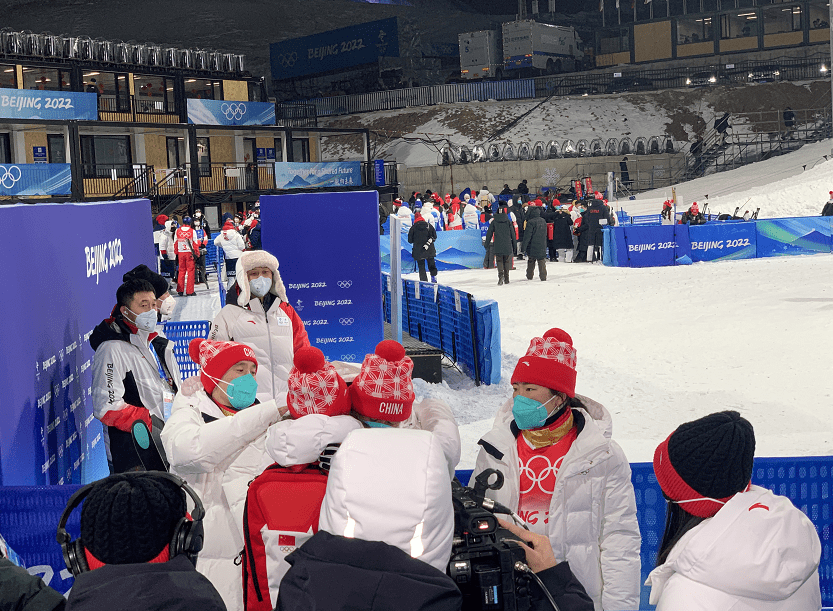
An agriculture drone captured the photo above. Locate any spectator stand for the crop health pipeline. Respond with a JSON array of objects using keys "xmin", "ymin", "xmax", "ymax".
[
  {"xmin": 382, "ymin": 272, "xmax": 501, "ymax": 386},
  {"xmin": 457, "ymin": 454, "xmax": 833, "ymax": 609}
]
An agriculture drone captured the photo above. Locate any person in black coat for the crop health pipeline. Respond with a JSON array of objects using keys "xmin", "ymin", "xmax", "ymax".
[
  {"xmin": 551, "ymin": 208, "xmax": 574, "ymax": 262},
  {"xmin": 576, "ymin": 199, "xmax": 610, "ymax": 263},
  {"xmin": 517, "ymin": 179, "xmax": 530, "ymax": 200},
  {"xmin": 408, "ymin": 216, "xmax": 438, "ymax": 282},
  {"xmin": 0, "ymin": 557, "xmax": 66, "ymax": 611},
  {"xmin": 500, "ymin": 183, "xmax": 513, "ymax": 196},
  {"xmin": 485, "ymin": 204, "xmax": 517, "ymax": 285},
  {"xmin": 822, "ymin": 192, "xmax": 833, "ymax": 216},
  {"xmin": 521, "ymin": 205, "xmax": 548, "ymax": 280}
]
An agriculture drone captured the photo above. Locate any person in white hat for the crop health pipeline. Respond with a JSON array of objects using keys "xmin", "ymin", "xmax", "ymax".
[{"xmin": 209, "ymin": 250, "xmax": 309, "ymax": 404}]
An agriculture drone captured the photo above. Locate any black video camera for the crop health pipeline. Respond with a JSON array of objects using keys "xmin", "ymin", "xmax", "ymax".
[{"xmin": 448, "ymin": 469, "xmax": 532, "ymax": 611}]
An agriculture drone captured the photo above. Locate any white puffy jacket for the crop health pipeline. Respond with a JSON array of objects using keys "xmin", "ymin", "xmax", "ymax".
[
  {"xmin": 265, "ymin": 414, "xmax": 363, "ymax": 467},
  {"xmin": 471, "ymin": 395, "xmax": 641, "ymax": 611},
  {"xmin": 319, "ymin": 428, "xmax": 453, "ymax": 573},
  {"xmin": 463, "ymin": 203, "xmax": 480, "ymax": 229},
  {"xmin": 160, "ymin": 381, "xmax": 281, "ymax": 611},
  {"xmin": 209, "ymin": 269, "xmax": 308, "ymax": 404},
  {"xmin": 214, "ymin": 229, "xmax": 246, "ymax": 260},
  {"xmin": 159, "ymin": 223, "xmax": 177, "ymax": 260},
  {"xmin": 647, "ymin": 485, "xmax": 822, "ymax": 611},
  {"xmin": 396, "ymin": 205, "xmax": 414, "ymax": 229},
  {"xmin": 400, "ymin": 398, "xmax": 461, "ymax": 478}
]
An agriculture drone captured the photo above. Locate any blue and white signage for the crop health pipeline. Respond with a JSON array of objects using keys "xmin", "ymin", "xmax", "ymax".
[
  {"xmin": 270, "ymin": 17, "xmax": 399, "ymax": 80},
  {"xmin": 32, "ymin": 146, "xmax": 47, "ymax": 163},
  {"xmin": 260, "ymin": 192, "xmax": 384, "ymax": 363},
  {"xmin": 374, "ymin": 159, "xmax": 386, "ymax": 187},
  {"xmin": 688, "ymin": 222, "xmax": 756, "ymax": 262},
  {"xmin": 0, "ymin": 88, "xmax": 97, "ymax": 121},
  {"xmin": 274, "ymin": 161, "xmax": 361, "ymax": 189},
  {"xmin": 0, "ymin": 163, "xmax": 71, "ymax": 196},
  {"xmin": 187, "ymin": 98, "xmax": 276, "ymax": 126},
  {"xmin": 0, "ymin": 198, "xmax": 156, "ymax": 486}
]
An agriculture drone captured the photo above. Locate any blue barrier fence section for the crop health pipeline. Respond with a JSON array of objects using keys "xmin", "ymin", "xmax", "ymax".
[
  {"xmin": 382, "ymin": 273, "xmax": 501, "ymax": 385},
  {"xmin": 162, "ymin": 321, "xmax": 211, "ymax": 379},
  {"xmin": 457, "ymin": 455, "xmax": 833, "ymax": 609},
  {"xmin": 380, "ymin": 227, "xmax": 485, "ymax": 272},
  {"xmin": 604, "ymin": 216, "xmax": 833, "ymax": 267}
]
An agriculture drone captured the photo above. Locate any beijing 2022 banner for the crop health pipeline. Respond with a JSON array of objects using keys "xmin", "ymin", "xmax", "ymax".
[
  {"xmin": 260, "ymin": 191, "xmax": 383, "ymax": 363},
  {"xmin": 187, "ymin": 98, "xmax": 276, "ymax": 126},
  {"xmin": 0, "ymin": 163, "xmax": 71, "ymax": 196},
  {"xmin": 0, "ymin": 199, "xmax": 157, "ymax": 486},
  {"xmin": 0, "ymin": 88, "xmax": 97, "ymax": 121},
  {"xmin": 274, "ymin": 161, "xmax": 361, "ymax": 189}
]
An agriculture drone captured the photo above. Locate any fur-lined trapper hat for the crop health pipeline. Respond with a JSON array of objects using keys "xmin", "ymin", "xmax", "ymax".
[{"xmin": 235, "ymin": 250, "xmax": 288, "ymax": 305}]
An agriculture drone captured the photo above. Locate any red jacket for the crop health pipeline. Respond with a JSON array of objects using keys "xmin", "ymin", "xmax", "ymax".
[{"xmin": 174, "ymin": 226, "xmax": 195, "ymax": 256}]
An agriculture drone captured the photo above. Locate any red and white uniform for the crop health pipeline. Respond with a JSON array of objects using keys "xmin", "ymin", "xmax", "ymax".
[
  {"xmin": 516, "ymin": 410, "xmax": 578, "ymax": 531},
  {"xmin": 174, "ymin": 225, "xmax": 196, "ymax": 295}
]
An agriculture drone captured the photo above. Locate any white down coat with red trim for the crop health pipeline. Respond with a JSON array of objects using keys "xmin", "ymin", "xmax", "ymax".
[
  {"xmin": 160, "ymin": 383, "xmax": 282, "ymax": 611},
  {"xmin": 209, "ymin": 270, "xmax": 309, "ymax": 405},
  {"xmin": 470, "ymin": 395, "xmax": 641, "ymax": 611},
  {"xmin": 646, "ymin": 485, "xmax": 821, "ymax": 611}
]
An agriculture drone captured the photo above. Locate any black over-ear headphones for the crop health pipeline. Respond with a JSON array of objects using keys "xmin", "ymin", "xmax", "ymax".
[{"xmin": 56, "ymin": 472, "xmax": 205, "ymax": 576}]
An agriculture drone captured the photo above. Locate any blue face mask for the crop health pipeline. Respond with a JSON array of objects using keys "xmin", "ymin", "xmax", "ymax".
[
  {"xmin": 364, "ymin": 420, "xmax": 391, "ymax": 428},
  {"xmin": 512, "ymin": 393, "xmax": 559, "ymax": 430},
  {"xmin": 204, "ymin": 370, "xmax": 258, "ymax": 410}
]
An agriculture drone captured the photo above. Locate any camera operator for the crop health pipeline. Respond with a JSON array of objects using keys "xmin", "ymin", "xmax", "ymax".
[
  {"xmin": 471, "ymin": 328, "xmax": 640, "ymax": 611},
  {"xmin": 498, "ymin": 519, "xmax": 594, "ymax": 611}
]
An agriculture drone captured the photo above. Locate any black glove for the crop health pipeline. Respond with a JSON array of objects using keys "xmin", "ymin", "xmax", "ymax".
[{"xmin": 318, "ymin": 443, "xmax": 341, "ymax": 473}]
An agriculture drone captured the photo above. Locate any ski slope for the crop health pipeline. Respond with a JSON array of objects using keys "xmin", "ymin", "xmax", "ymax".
[{"xmin": 173, "ymin": 140, "xmax": 833, "ymax": 470}]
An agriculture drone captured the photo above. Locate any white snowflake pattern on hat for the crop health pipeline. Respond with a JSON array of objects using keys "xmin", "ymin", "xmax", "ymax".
[
  {"xmin": 356, "ymin": 354, "xmax": 412, "ymax": 399},
  {"xmin": 526, "ymin": 338, "xmax": 577, "ymax": 370},
  {"xmin": 288, "ymin": 365, "xmax": 340, "ymax": 414}
]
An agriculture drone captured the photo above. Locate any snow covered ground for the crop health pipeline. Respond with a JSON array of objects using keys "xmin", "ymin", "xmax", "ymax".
[{"xmin": 172, "ymin": 140, "xmax": 833, "ymax": 471}]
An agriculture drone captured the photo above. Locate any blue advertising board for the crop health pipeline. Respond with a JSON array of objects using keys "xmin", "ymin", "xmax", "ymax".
[
  {"xmin": 620, "ymin": 225, "xmax": 680, "ymax": 267},
  {"xmin": 755, "ymin": 217, "xmax": 833, "ymax": 257},
  {"xmin": 380, "ymin": 225, "xmax": 485, "ymax": 272},
  {"xmin": 270, "ymin": 17, "xmax": 399, "ymax": 80},
  {"xmin": 187, "ymin": 99, "xmax": 276, "ymax": 126},
  {"xmin": 0, "ymin": 88, "xmax": 97, "ymax": 121},
  {"xmin": 0, "ymin": 199, "xmax": 157, "ymax": 487},
  {"xmin": 688, "ymin": 221, "xmax": 757, "ymax": 262},
  {"xmin": 274, "ymin": 161, "xmax": 361, "ymax": 189},
  {"xmin": 0, "ymin": 163, "xmax": 71, "ymax": 196},
  {"xmin": 260, "ymin": 192, "xmax": 384, "ymax": 362}
]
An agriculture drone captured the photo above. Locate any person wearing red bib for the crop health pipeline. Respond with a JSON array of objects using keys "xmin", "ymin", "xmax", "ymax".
[{"xmin": 471, "ymin": 328, "xmax": 641, "ymax": 611}]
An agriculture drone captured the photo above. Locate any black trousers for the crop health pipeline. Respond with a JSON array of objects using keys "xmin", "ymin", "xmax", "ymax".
[
  {"xmin": 495, "ymin": 255, "xmax": 512, "ymax": 281},
  {"xmin": 526, "ymin": 258, "xmax": 547, "ymax": 280},
  {"xmin": 225, "ymin": 257, "xmax": 238, "ymax": 282},
  {"xmin": 196, "ymin": 253, "xmax": 207, "ymax": 284},
  {"xmin": 416, "ymin": 258, "xmax": 437, "ymax": 281}
]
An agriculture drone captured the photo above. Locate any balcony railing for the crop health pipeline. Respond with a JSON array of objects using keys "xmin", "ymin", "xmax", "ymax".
[
  {"xmin": 97, "ymin": 94, "xmax": 179, "ymax": 123},
  {"xmin": 83, "ymin": 163, "xmax": 152, "ymax": 196}
]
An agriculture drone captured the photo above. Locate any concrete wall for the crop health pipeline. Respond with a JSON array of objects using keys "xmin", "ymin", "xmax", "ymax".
[
  {"xmin": 401, "ymin": 153, "xmax": 685, "ymax": 199},
  {"xmin": 222, "ymin": 80, "xmax": 248, "ymax": 102}
]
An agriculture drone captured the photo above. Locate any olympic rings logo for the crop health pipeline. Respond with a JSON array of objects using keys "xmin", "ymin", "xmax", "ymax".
[
  {"xmin": 278, "ymin": 52, "xmax": 297, "ymax": 68},
  {"xmin": 337, "ymin": 280, "xmax": 352, "ymax": 289},
  {"xmin": 0, "ymin": 166, "xmax": 22, "ymax": 189},
  {"xmin": 518, "ymin": 455, "xmax": 565, "ymax": 495},
  {"xmin": 279, "ymin": 546, "xmax": 296, "ymax": 554},
  {"xmin": 339, "ymin": 318, "xmax": 354, "ymax": 326},
  {"xmin": 221, "ymin": 103, "xmax": 247, "ymax": 120},
  {"xmin": 341, "ymin": 354, "xmax": 356, "ymax": 361}
]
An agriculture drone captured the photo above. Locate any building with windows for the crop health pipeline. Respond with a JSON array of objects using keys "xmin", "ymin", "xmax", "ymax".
[
  {"xmin": 0, "ymin": 33, "xmax": 385, "ymax": 222},
  {"xmin": 595, "ymin": 0, "xmax": 829, "ymax": 66}
]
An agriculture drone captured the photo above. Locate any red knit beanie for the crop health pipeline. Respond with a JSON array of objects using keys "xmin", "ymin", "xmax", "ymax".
[
  {"xmin": 511, "ymin": 328, "xmax": 577, "ymax": 397},
  {"xmin": 155, "ymin": 214, "xmax": 168, "ymax": 225},
  {"xmin": 286, "ymin": 347, "xmax": 351, "ymax": 419},
  {"xmin": 349, "ymin": 340, "xmax": 414, "ymax": 422},
  {"xmin": 189, "ymin": 338, "xmax": 257, "ymax": 395}
]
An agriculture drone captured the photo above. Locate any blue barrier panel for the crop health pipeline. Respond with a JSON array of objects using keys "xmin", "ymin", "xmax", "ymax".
[
  {"xmin": 437, "ymin": 286, "xmax": 479, "ymax": 382},
  {"xmin": 474, "ymin": 299, "xmax": 501, "ymax": 385},
  {"xmin": 0, "ymin": 88, "xmax": 97, "ymax": 121},
  {"xmin": 460, "ymin": 455, "xmax": 833, "ymax": 608},
  {"xmin": 756, "ymin": 217, "xmax": 833, "ymax": 257},
  {"xmin": 0, "ymin": 485, "xmax": 81, "ymax": 595},
  {"xmin": 162, "ymin": 321, "xmax": 211, "ymax": 379},
  {"xmin": 0, "ymin": 199, "xmax": 155, "ymax": 485},
  {"xmin": 262, "ymin": 191, "xmax": 383, "ymax": 363},
  {"xmin": 689, "ymin": 221, "xmax": 757, "ymax": 262},
  {"xmin": 622, "ymin": 225, "xmax": 679, "ymax": 267},
  {"xmin": 380, "ymin": 228, "xmax": 485, "ymax": 272}
]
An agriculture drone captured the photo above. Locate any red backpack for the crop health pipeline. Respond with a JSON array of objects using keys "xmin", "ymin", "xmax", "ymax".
[{"xmin": 242, "ymin": 463, "xmax": 329, "ymax": 611}]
